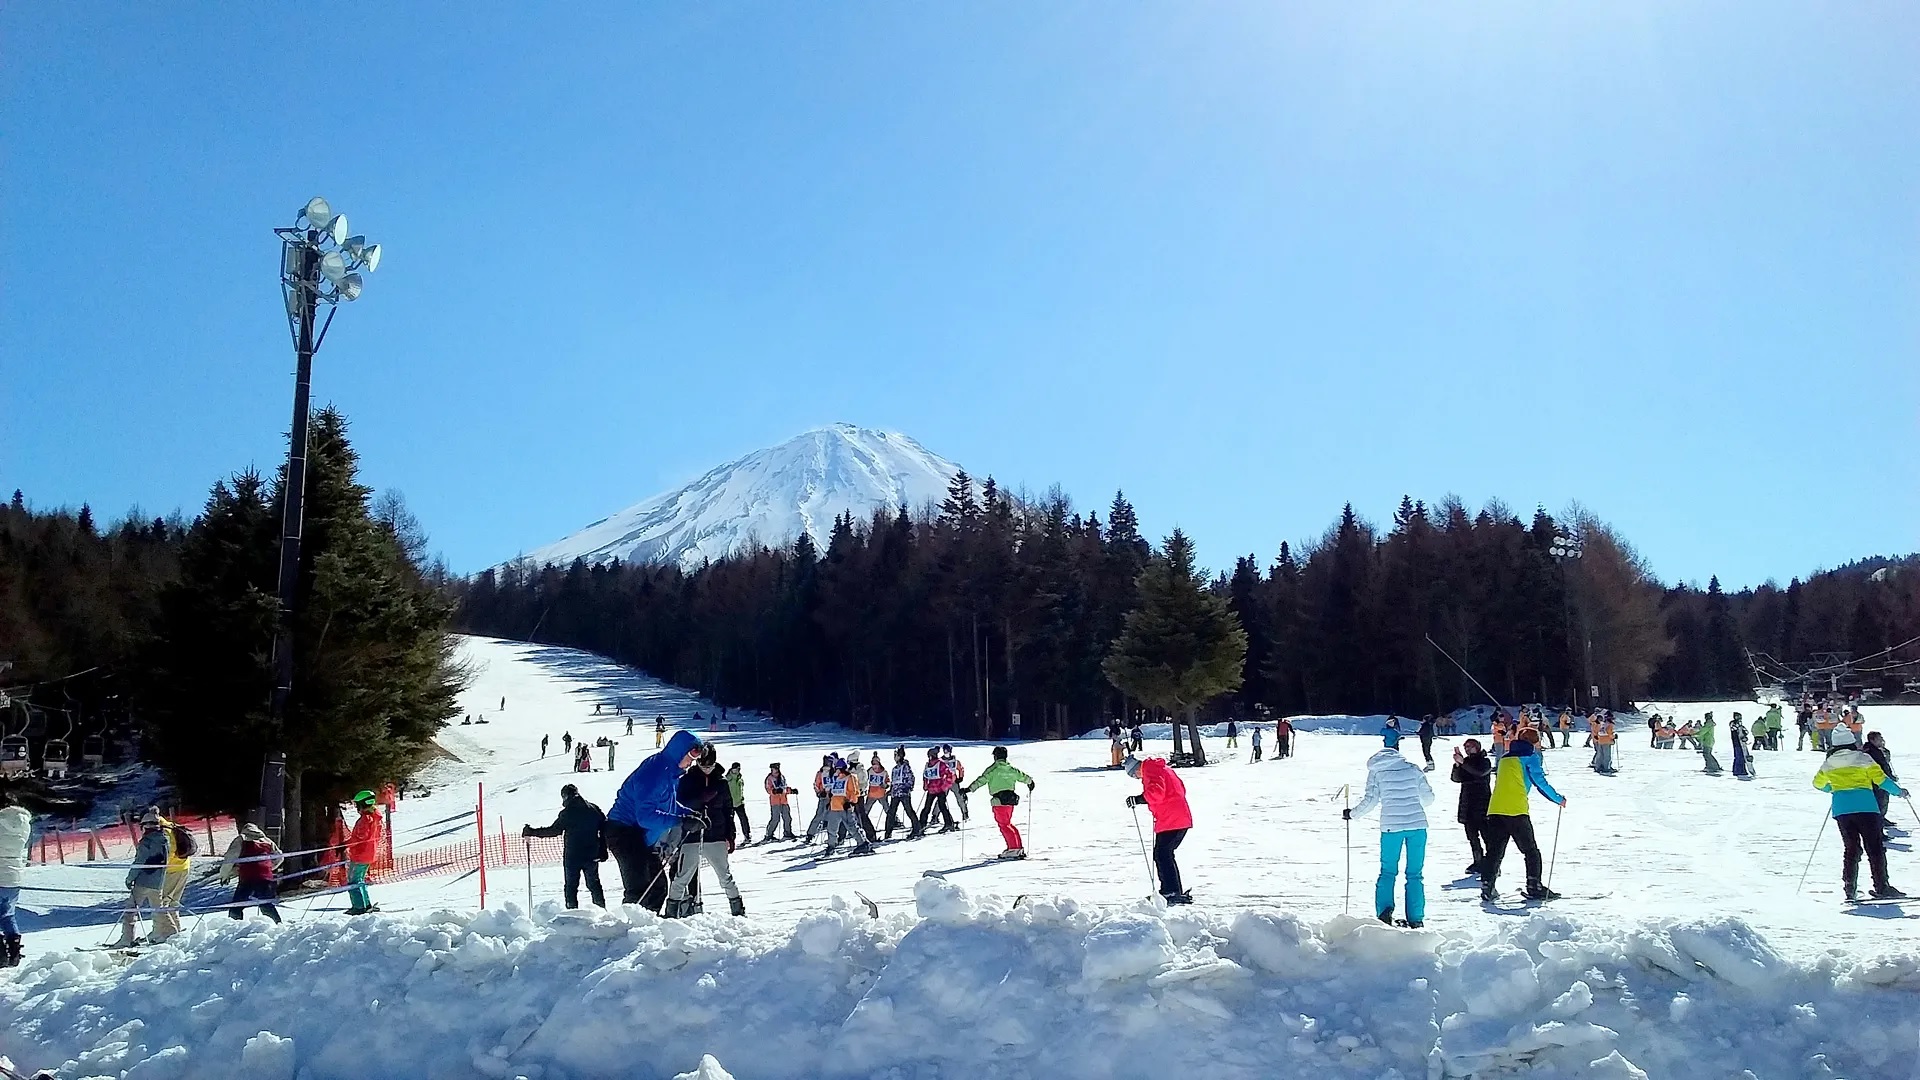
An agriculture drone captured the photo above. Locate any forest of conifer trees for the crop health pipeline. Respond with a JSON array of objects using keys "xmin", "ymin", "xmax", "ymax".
[{"xmin": 452, "ymin": 472, "xmax": 1920, "ymax": 738}]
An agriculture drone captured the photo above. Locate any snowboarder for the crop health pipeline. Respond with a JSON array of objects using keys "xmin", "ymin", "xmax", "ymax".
[
  {"xmin": 1479, "ymin": 736, "xmax": 1567, "ymax": 903},
  {"xmin": 113, "ymin": 809, "xmax": 174, "ymax": 947},
  {"xmin": 1451, "ymin": 738, "xmax": 1494, "ymax": 877},
  {"xmin": 1730, "ymin": 714, "xmax": 1753, "ymax": 779},
  {"xmin": 1698, "ymin": 714, "xmax": 1723, "ymax": 774},
  {"xmin": 655, "ymin": 717, "xmax": 667, "ymax": 748},
  {"xmin": 0, "ymin": 789, "xmax": 29, "ymax": 966},
  {"xmin": 821, "ymin": 761, "xmax": 871, "ymax": 856},
  {"xmin": 1251, "ymin": 725, "xmax": 1264, "ymax": 763},
  {"xmin": 762, "ymin": 763, "xmax": 798, "ymax": 842},
  {"xmin": 802, "ymin": 755, "xmax": 834, "ymax": 843},
  {"xmin": 606, "ymin": 730, "xmax": 702, "ymax": 911},
  {"xmin": 1344, "ymin": 726, "xmax": 1436, "ymax": 927},
  {"xmin": 217, "ymin": 822, "xmax": 283, "ymax": 923},
  {"xmin": 562, "ymin": 732, "xmax": 573, "ymax": 755},
  {"xmin": 522, "ymin": 783, "xmax": 608, "ymax": 909},
  {"xmin": 1225, "ymin": 720, "xmax": 1239, "ymax": 748},
  {"xmin": 666, "ymin": 746, "xmax": 746, "ymax": 917},
  {"xmin": 943, "ymin": 746, "xmax": 970, "ymax": 821},
  {"xmin": 912, "ymin": 748, "xmax": 959, "ymax": 837},
  {"xmin": 965, "ymin": 746, "xmax": 1036, "ymax": 859},
  {"xmin": 540, "ymin": 735, "xmax": 549, "ymax": 758},
  {"xmin": 726, "ymin": 763, "xmax": 751, "ymax": 843},
  {"xmin": 1125, "ymin": 754, "xmax": 1193, "ymax": 905},
  {"xmin": 885, "ymin": 747, "xmax": 921, "ymax": 839},
  {"xmin": 1417, "ymin": 714, "xmax": 1437, "ymax": 771},
  {"xmin": 1815, "ymin": 728, "xmax": 1907, "ymax": 902},
  {"xmin": 344, "ymin": 790, "xmax": 385, "ymax": 915}
]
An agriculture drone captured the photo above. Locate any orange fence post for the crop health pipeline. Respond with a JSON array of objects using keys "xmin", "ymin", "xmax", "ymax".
[{"xmin": 476, "ymin": 783, "xmax": 487, "ymax": 909}]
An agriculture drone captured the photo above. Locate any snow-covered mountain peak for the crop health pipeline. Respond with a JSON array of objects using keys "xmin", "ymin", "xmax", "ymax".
[{"xmin": 516, "ymin": 424, "xmax": 959, "ymax": 570}]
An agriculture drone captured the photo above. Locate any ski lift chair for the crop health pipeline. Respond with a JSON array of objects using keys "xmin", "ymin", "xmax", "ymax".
[
  {"xmin": 0, "ymin": 735, "xmax": 29, "ymax": 779},
  {"xmin": 42, "ymin": 737, "xmax": 71, "ymax": 779},
  {"xmin": 82, "ymin": 733, "xmax": 106, "ymax": 770}
]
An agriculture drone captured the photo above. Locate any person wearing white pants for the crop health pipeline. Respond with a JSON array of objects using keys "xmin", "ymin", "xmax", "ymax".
[{"xmin": 666, "ymin": 745, "xmax": 746, "ymax": 917}]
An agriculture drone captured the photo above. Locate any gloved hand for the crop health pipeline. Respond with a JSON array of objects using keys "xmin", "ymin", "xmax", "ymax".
[
  {"xmin": 1342, "ymin": 808, "xmax": 1352, "ymax": 821},
  {"xmin": 727, "ymin": 838, "xmax": 735, "ymax": 854},
  {"xmin": 1027, "ymin": 782, "xmax": 1036, "ymax": 792},
  {"xmin": 520, "ymin": 825, "xmax": 533, "ymax": 837},
  {"xmin": 1125, "ymin": 795, "xmax": 1143, "ymax": 809}
]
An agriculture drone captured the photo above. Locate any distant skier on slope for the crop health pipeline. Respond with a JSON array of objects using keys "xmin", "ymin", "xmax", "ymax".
[
  {"xmin": 1344, "ymin": 726, "xmax": 1436, "ymax": 927},
  {"xmin": 344, "ymin": 790, "xmax": 386, "ymax": 916},
  {"xmin": 966, "ymin": 746, "xmax": 1036, "ymax": 860},
  {"xmin": 1225, "ymin": 720, "xmax": 1239, "ymax": 748},
  {"xmin": 1417, "ymin": 714, "xmax": 1437, "ymax": 771},
  {"xmin": 540, "ymin": 734, "xmax": 549, "ymax": 759},
  {"xmin": 820, "ymin": 760, "xmax": 872, "ymax": 857},
  {"xmin": 562, "ymin": 732, "xmax": 572, "ymax": 755},
  {"xmin": 885, "ymin": 747, "xmax": 921, "ymax": 839},
  {"xmin": 606, "ymin": 730, "xmax": 702, "ymax": 910},
  {"xmin": 1698, "ymin": 714, "xmax": 1723, "ymax": 775},
  {"xmin": 655, "ymin": 716, "xmax": 667, "ymax": 748},
  {"xmin": 1451, "ymin": 738, "xmax": 1493, "ymax": 878},
  {"xmin": 1124, "ymin": 754, "xmax": 1193, "ymax": 905},
  {"xmin": 1479, "ymin": 733, "xmax": 1566, "ymax": 904},
  {"xmin": 1251, "ymin": 724, "xmax": 1264, "ymax": 763},
  {"xmin": 942, "ymin": 746, "xmax": 970, "ymax": 822},
  {"xmin": 626, "ymin": 716, "xmax": 635, "ymax": 736},
  {"xmin": 1275, "ymin": 717, "xmax": 1292, "ymax": 760},
  {"xmin": 1814, "ymin": 728, "xmax": 1907, "ymax": 902},
  {"xmin": 912, "ymin": 748, "xmax": 959, "ymax": 837},
  {"xmin": 1591, "ymin": 714, "xmax": 1618, "ymax": 775},
  {"xmin": 1730, "ymin": 714, "xmax": 1753, "ymax": 779},
  {"xmin": 725, "ymin": 762, "xmax": 751, "ymax": 844},
  {"xmin": 802, "ymin": 755, "xmax": 834, "ymax": 843},
  {"xmin": 762, "ymin": 763, "xmax": 798, "ymax": 842}
]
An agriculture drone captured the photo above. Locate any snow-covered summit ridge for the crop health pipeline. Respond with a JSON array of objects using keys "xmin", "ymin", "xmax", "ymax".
[{"xmin": 517, "ymin": 423, "xmax": 960, "ymax": 570}]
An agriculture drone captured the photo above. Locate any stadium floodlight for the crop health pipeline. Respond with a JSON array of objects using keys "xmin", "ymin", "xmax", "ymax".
[{"xmin": 262, "ymin": 196, "xmax": 384, "ymax": 845}]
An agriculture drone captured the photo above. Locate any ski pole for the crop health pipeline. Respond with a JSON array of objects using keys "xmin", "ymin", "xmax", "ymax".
[
  {"xmin": 1795, "ymin": 810, "xmax": 1832, "ymax": 895},
  {"xmin": 1342, "ymin": 784, "xmax": 1352, "ymax": 915},
  {"xmin": 1130, "ymin": 805, "xmax": 1155, "ymax": 898},
  {"xmin": 1027, "ymin": 791, "xmax": 1034, "ymax": 852},
  {"xmin": 1546, "ymin": 802, "xmax": 1563, "ymax": 888},
  {"xmin": 524, "ymin": 838, "xmax": 533, "ymax": 912}
]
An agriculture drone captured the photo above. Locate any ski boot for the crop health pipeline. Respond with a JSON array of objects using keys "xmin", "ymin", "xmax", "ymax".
[
  {"xmin": 1377, "ymin": 908, "xmax": 1395, "ymax": 926},
  {"xmin": 728, "ymin": 896, "xmax": 747, "ymax": 917},
  {"xmin": 996, "ymin": 848, "xmax": 1028, "ymax": 860},
  {"xmin": 1523, "ymin": 884, "xmax": 1561, "ymax": 902},
  {"xmin": 1869, "ymin": 885, "xmax": 1908, "ymax": 900},
  {"xmin": 1161, "ymin": 891, "xmax": 1194, "ymax": 906},
  {"xmin": 1844, "ymin": 883, "xmax": 1860, "ymax": 903},
  {"xmin": 662, "ymin": 896, "xmax": 696, "ymax": 919},
  {"xmin": 1480, "ymin": 881, "xmax": 1498, "ymax": 903},
  {"xmin": 1398, "ymin": 920, "xmax": 1424, "ymax": 929},
  {"xmin": 2, "ymin": 933, "xmax": 20, "ymax": 967}
]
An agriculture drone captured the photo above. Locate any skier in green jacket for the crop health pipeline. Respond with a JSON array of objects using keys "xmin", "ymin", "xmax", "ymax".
[
  {"xmin": 725, "ymin": 763, "xmax": 750, "ymax": 845},
  {"xmin": 966, "ymin": 746, "xmax": 1036, "ymax": 860}
]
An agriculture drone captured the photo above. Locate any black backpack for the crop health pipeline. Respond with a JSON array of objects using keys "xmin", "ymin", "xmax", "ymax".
[{"xmin": 169, "ymin": 822, "xmax": 198, "ymax": 857}]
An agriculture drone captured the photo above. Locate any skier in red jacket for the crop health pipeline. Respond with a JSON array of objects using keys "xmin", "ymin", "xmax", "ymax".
[
  {"xmin": 344, "ymin": 791, "xmax": 385, "ymax": 915},
  {"xmin": 1124, "ymin": 755, "xmax": 1193, "ymax": 905}
]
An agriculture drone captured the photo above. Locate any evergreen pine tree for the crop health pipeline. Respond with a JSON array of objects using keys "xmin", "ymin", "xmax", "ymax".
[{"xmin": 1103, "ymin": 529, "xmax": 1247, "ymax": 766}]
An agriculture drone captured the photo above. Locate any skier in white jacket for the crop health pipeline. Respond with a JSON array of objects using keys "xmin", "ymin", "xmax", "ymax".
[
  {"xmin": 1344, "ymin": 725, "xmax": 1436, "ymax": 927},
  {"xmin": 0, "ymin": 788, "xmax": 30, "ymax": 966}
]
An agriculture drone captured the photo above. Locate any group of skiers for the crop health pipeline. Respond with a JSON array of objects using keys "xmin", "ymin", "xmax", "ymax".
[{"xmin": 1344, "ymin": 720, "xmax": 1573, "ymax": 927}]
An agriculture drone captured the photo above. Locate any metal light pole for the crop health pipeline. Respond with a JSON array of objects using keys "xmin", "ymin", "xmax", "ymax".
[
  {"xmin": 260, "ymin": 198, "xmax": 381, "ymax": 845},
  {"xmin": 1549, "ymin": 533, "xmax": 1593, "ymax": 710}
]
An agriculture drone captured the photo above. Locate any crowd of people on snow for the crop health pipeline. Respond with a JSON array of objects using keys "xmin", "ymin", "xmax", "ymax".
[{"xmin": 4, "ymin": 688, "xmax": 1915, "ymax": 971}]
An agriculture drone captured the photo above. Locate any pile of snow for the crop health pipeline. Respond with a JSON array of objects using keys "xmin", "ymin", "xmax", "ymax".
[
  {"xmin": 516, "ymin": 424, "xmax": 959, "ymax": 570},
  {"xmin": 5, "ymin": 880, "xmax": 1919, "ymax": 1080}
]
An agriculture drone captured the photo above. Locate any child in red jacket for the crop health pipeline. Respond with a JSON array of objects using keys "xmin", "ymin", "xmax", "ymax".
[
  {"xmin": 345, "ymin": 791, "xmax": 385, "ymax": 915},
  {"xmin": 1124, "ymin": 756, "xmax": 1193, "ymax": 905}
]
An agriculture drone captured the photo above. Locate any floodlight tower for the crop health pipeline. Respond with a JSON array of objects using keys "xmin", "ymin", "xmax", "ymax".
[
  {"xmin": 261, "ymin": 197, "xmax": 382, "ymax": 844},
  {"xmin": 1549, "ymin": 533, "xmax": 1595, "ymax": 710}
]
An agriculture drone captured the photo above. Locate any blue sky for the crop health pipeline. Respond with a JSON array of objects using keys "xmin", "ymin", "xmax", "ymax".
[{"xmin": 4, "ymin": 4, "xmax": 1915, "ymax": 587}]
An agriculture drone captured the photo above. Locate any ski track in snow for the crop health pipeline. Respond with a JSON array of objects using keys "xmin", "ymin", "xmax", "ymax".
[{"xmin": 5, "ymin": 634, "xmax": 1920, "ymax": 1079}]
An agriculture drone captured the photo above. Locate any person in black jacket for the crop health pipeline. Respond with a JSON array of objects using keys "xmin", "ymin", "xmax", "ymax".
[
  {"xmin": 1865, "ymin": 731, "xmax": 1899, "ymax": 836},
  {"xmin": 1451, "ymin": 739, "xmax": 1494, "ymax": 877},
  {"xmin": 523, "ymin": 784, "xmax": 608, "ymax": 909},
  {"xmin": 665, "ymin": 745, "xmax": 744, "ymax": 918}
]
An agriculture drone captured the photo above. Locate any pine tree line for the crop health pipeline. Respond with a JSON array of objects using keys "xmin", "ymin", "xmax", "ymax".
[{"xmin": 456, "ymin": 477, "xmax": 1918, "ymax": 737}]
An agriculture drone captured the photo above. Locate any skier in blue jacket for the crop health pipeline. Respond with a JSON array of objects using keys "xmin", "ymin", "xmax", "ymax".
[
  {"xmin": 606, "ymin": 729, "xmax": 702, "ymax": 911},
  {"xmin": 1345, "ymin": 726, "xmax": 1437, "ymax": 927}
]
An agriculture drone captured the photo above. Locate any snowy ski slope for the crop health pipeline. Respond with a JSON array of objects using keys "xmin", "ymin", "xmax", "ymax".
[{"xmin": 5, "ymin": 635, "xmax": 1920, "ymax": 1079}]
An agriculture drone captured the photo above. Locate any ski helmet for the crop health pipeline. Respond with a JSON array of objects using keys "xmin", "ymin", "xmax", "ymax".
[{"xmin": 353, "ymin": 789, "xmax": 377, "ymax": 806}]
